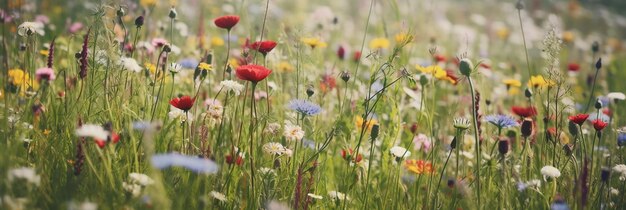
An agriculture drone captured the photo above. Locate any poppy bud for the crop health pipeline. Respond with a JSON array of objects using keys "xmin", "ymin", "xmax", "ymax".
[
  {"xmin": 450, "ymin": 136, "xmax": 457, "ymax": 149},
  {"xmin": 340, "ymin": 71, "xmax": 350, "ymax": 82},
  {"xmin": 410, "ymin": 123, "xmax": 418, "ymax": 134},
  {"xmin": 419, "ymin": 74, "xmax": 428, "ymax": 86},
  {"xmin": 601, "ymin": 167, "xmax": 610, "ymax": 182},
  {"xmin": 337, "ymin": 46, "xmax": 345, "ymax": 60},
  {"xmin": 163, "ymin": 44, "xmax": 171, "ymax": 53},
  {"xmin": 595, "ymin": 98, "xmax": 603, "ymax": 109},
  {"xmin": 525, "ymin": 88, "xmax": 533, "ymax": 98},
  {"xmin": 117, "ymin": 7, "xmax": 125, "ymax": 17},
  {"xmin": 498, "ymin": 139, "xmax": 509, "ymax": 156},
  {"xmin": 135, "ymin": 16, "xmax": 144, "ymax": 28},
  {"xmin": 371, "ymin": 124, "xmax": 380, "ymax": 139},
  {"xmin": 447, "ymin": 179, "xmax": 455, "ymax": 188},
  {"xmin": 459, "ymin": 59, "xmax": 472, "ymax": 77},
  {"xmin": 592, "ymin": 41, "xmax": 599, "ymax": 53},
  {"xmin": 306, "ymin": 85, "xmax": 315, "ymax": 97},
  {"xmin": 169, "ymin": 8, "xmax": 177, "ymax": 19},
  {"xmin": 521, "ymin": 118, "xmax": 533, "ymax": 138},
  {"xmin": 595, "ymin": 58, "xmax": 602, "ymax": 69}
]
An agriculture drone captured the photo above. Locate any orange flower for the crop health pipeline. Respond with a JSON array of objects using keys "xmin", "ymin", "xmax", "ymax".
[{"xmin": 404, "ymin": 159, "xmax": 434, "ymax": 175}]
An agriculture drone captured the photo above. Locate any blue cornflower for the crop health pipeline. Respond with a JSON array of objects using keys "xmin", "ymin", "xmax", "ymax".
[
  {"xmin": 151, "ymin": 153, "xmax": 219, "ymax": 174},
  {"xmin": 288, "ymin": 99, "xmax": 322, "ymax": 116},
  {"xmin": 178, "ymin": 58, "xmax": 199, "ymax": 69},
  {"xmin": 618, "ymin": 132, "xmax": 626, "ymax": 147},
  {"xmin": 485, "ymin": 114, "xmax": 519, "ymax": 129}
]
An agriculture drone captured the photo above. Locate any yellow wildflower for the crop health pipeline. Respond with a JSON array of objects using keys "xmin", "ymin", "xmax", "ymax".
[
  {"xmin": 369, "ymin": 38, "xmax": 390, "ymax": 49},
  {"xmin": 301, "ymin": 37, "xmax": 327, "ymax": 49},
  {"xmin": 496, "ymin": 27, "xmax": 509, "ymax": 40},
  {"xmin": 228, "ymin": 58, "xmax": 240, "ymax": 69},
  {"xmin": 415, "ymin": 64, "xmax": 457, "ymax": 84},
  {"xmin": 562, "ymin": 31, "xmax": 574, "ymax": 43},
  {"xmin": 39, "ymin": 50, "xmax": 49, "ymax": 57},
  {"xmin": 145, "ymin": 63, "xmax": 157, "ymax": 74},
  {"xmin": 503, "ymin": 79, "xmax": 522, "ymax": 88},
  {"xmin": 198, "ymin": 62, "xmax": 213, "ymax": 71},
  {"xmin": 140, "ymin": 0, "xmax": 157, "ymax": 7},
  {"xmin": 278, "ymin": 61, "xmax": 294, "ymax": 72},
  {"xmin": 211, "ymin": 36, "xmax": 224, "ymax": 47},
  {"xmin": 395, "ymin": 33, "xmax": 413, "ymax": 44},
  {"xmin": 528, "ymin": 75, "xmax": 555, "ymax": 88},
  {"xmin": 404, "ymin": 159, "xmax": 434, "ymax": 175},
  {"xmin": 355, "ymin": 116, "xmax": 378, "ymax": 131}
]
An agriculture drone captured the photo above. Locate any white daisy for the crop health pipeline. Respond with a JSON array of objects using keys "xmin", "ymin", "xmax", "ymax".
[
  {"xmin": 220, "ymin": 80, "xmax": 244, "ymax": 95},
  {"xmin": 540, "ymin": 165, "xmax": 561, "ymax": 180},
  {"xmin": 283, "ymin": 124, "xmax": 304, "ymax": 141},
  {"xmin": 389, "ymin": 146, "xmax": 411, "ymax": 159},
  {"xmin": 263, "ymin": 142, "xmax": 286, "ymax": 156},
  {"xmin": 75, "ymin": 124, "xmax": 109, "ymax": 140},
  {"xmin": 18, "ymin": 21, "xmax": 45, "ymax": 36}
]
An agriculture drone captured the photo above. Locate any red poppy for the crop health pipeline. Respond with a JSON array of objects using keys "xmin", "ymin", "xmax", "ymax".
[
  {"xmin": 169, "ymin": 95, "xmax": 195, "ymax": 112},
  {"xmin": 320, "ymin": 74, "xmax": 337, "ymax": 93},
  {"xmin": 511, "ymin": 106, "xmax": 537, "ymax": 118},
  {"xmin": 341, "ymin": 149, "xmax": 362, "ymax": 163},
  {"xmin": 353, "ymin": 51, "xmax": 361, "ymax": 62},
  {"xmin": 445, "ymin": 70, "xmax": 459, "ymax": 85},
  {"xmin": 337, "ymin": 46, "xmax": 345, "ymax": 60},
  {"xmin": 592, "ymin": 120, "xmax": 607, "ymax": 131},
  {"xmin": 602, "ymin": 108, "xmax": 612, "ymax": 117},
  {"xmin": 434, "ymin": 54, "xmax": 446, "ymax": 62},
  {"xmin": 568, "ymin": 113, "xmax": 589, "ymax": 125},
  {"xmin": 214, "ymin": 15, "xmax": 240, "ymax": 30},
  {"xmin": 226, "ymin": 154, "xmax": 244, "ymax": 166},
  {"xmin": 250, "ymin": 40, "xmax": 277, "ymax": 56},
  {"xmin": 235, "ymin": 64, "xmax": 272, "ymax": 83},
  {"xmin": 568, "ymin": 63, "xmax": 580, "ymax": 72}
]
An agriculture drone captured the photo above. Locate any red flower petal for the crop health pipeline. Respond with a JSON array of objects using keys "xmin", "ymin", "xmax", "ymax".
[
  {"xmin": 214, "ymin": 15, "xmax": 240, "ymax": 30},
  {"xmin": 235, "ymin": 64, "xmax": 272, "ymax": 83},
  {"xmin": 169, "ymin": 95, "xmax": 195, "ymax": 111}
]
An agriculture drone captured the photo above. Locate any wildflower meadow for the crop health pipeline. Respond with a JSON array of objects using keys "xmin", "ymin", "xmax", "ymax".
[{"xmin": 2, "ymin": 0, "xmax": 626, "ymax": 209}]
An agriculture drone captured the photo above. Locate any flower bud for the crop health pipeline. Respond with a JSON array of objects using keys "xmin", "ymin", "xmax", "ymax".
[
  {"xmin": 419, "ymin": 74, "xmax": 428, "ymax": 86},
  {"xmin": 169, "ymin": 8, "xmax": 177, "ymax": 19},
  {"xmin": 601, "ymin": 167, "xmax": 610, "ymax": 182},
  {"xmin": 592, "ymin": 41, "xmax": 599, "ymax": 53},
  {"xmin": 337, "ymin": 46, "xmax": 345, "ymax": 60},
  {"xmin": 163, "ymin": 44, "xmax": 171, "ymax": 53},
  {"xmin": 595, "ymin": 58, "xmax": 602, "ymax": 69},
  {"xmin": 340, "ymin": 71, "xmax": 350, "ymax": 82},
  {"xmin": 459, "ymin": 58, "xmax": 472, "ymax": 77},
  {"xmin": 595, "ymin": 98, "xmax": 603, "ymax": 109},
  {"xmin": 306, "ymin": 85, "xmax": 315, "ymax": 97},
  {"xmin": 498, "ymin": 139, "xmax": 510, "ymax": 156},
  {"xmin": 521, "ymin": 118, "xmax": 533, "ymax": 138},
  {"xmin": 371, "ymin": 124, "xmax": 380, "ymax": 139},
  {"xmin": 525, "ymin": 88, "xmax": 533, "ymax": 98},
  {"xmin": 116, "ymin": 7, "xmax": 125, "ymax": 17},
  {"xmin": 135, "ymin": 16, "xmax": 144, "ymax": 28},
  {"xmin": 450, "ymin": 136, "xmax": 457, "ymax": 149}
]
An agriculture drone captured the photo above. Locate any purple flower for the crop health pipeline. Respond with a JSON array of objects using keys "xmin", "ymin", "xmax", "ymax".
[
  {"xmin": 288, "ymin": 99, "xmax": 322, "ymax": 116},
  {"xmin": 178, "ymin": 58, "xmax": 199, "ymax": 69},
  {"xmin": 151, "ymin": 153, "xmax": 219, "ymax": 174},
  {"xmin": 485, "ymin": 114, "xmax": 518, "ymax": 129},
  {"xmin": 618, "ymin": 132, "xmax": 626, "ymax": 147}
]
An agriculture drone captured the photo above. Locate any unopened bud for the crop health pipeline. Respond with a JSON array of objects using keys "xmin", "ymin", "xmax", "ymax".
[
  {"xmin": 135, "ymin": 16, "xmax": 144, "ymax": 28},
  {"xmin": 340, "ymin": 71, "xmax": 350, "ymax": 82},
  {"xmin": 371, "ymin": 124, "xmax": 380, "ymax": 139},
  {"xmin": 592, "ymin": 41, "xmax": 599, "ymax": 53},
  {"xmin": 163, "ymin": 44, "xmax": 171, "ymax": 53},
  {"xmin": 306, "ymin": 85, "xmax": 315, "ymax": 97},
  {"xmin": 169, "ymin": 8, "xmax": 177, "ymax": 19},
  {"xmin": 117, "ymin": 7, "xmax": 125, "ymax": 17},
  {"xmin": 525, "ymin": 88, "xmax": 533, "ymax": 98},
  {"xmin": 521, "ymin": 118, "xmax": 533, "ymax": 138},
  {"xmin": 459, "ymin": 58, "xmax": 473, "ymax": 77},
  {"xmin": 498, "ymin": 139, "xmax": 510, "ymax": 156},
  {"xmin": 515, "ymin": 0, "xmax": 524, "ymax": 10},
  {"xmin": 595, "ymin": 58, "xmax": 602, "ymax": 69},
  {"xmin": 595, "ymin": 98, "xmax": 603, "ymax": 109}
]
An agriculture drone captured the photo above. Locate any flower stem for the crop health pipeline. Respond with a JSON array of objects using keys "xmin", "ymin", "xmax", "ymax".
[{"xmin": 467, "ymin": 77, "xmax": 481, "ymax": 208}]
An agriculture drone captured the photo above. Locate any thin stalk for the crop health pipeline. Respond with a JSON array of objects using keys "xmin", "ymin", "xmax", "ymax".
[{"xmin": 467, "ymin": 77, "xmax": 481, "ymax": 208}]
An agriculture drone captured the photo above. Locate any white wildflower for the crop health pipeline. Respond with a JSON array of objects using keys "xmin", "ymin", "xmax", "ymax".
[
  {"xmin": 613, "ymin": 164, "xmax": 626, "ymax": 181},
  {"xmin": 118, "ymin": 57, "xmax": 142, "ymax": 73},
  {"xmin": 540, "ymin": 165, "xmax": 561, "ymax": 180},
  {"xmin": 607, "ymin": 92, "xmax": 626, "ymax": 101},
  {"xmin": 389, "ymin": 146, "xmax": 411, "ymax": 159},
  {"xmin": 328, "ymin": 191, "xmax": 349, "ymax": 201},
  {"xmin": 209, "ymin": 191, "xmax": 227, "ymax": 202},
  {"xmin": 75, "ymin": 124, "xmax": 109, "ymax": 140},
  {"xmin": 283, "ymin": 124, "xmax": 304, "ymax": 141},
  {"xmin": 8, "ymin": 167, "xmax": 41, "ymax": 186},
  {"xmin": 18, "ymin": 21, "xmax": 45, "ymax": 36},
  {"xmin": 307, "ymin": 193, "xmax": 323, "ymax": 200},
  {"xmin": 220, "ymin": 80, "xmax": 244, "ymax": 95},
  {"xmin": 128, "ymin": 173, "xmax": 154, "ymax": 186},
  {"xmin": 263, "ymin": 142, "xmax": 286, "ymax": 156}
]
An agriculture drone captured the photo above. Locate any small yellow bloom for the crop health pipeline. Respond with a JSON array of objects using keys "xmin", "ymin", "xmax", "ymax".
[
  {"xmin": 211, "ymin": 36, "xmax": 224, "ymax": 47},
  {"xmin": 395, "ymin": 33, "xmax": 413, "ymax": 44},
  {"xmin": 39, "ymin": 50, "xmax": 49, "ymax": 57},
  {"xmin": 43, "ymin": 129, "xmax": 51, "ymax": 135},
  {"xmin": 145, "ymin": 63, "xmax": 157, "ymax": 74},
  {"xmin": 8, "ymin": 68, "xmax": 31, "ymax": 86},
  {"xmin": 416, "ymin": 64, "xmax": 456, "ymax": 84},
  {"xmin": 503, "ymin": 79, "xmax": 522, "ymax": 88},
  {"xmin": 562, "ymin": 31, "xmax": 574, "ymax": 43},
  {"xmin": 527, "ymin": 75, "xmax": 555, "ymax": 88},
  {"xmin": 355, "ymin": 116, "xmax": 378, "ymax": 131},
  {"xmin": 278, "ymin": 61, "xmax": 294, "ymax": 72},
  {"xmin": 140, "ymin": 0, "xmax": 157, "ymax": 7},
  {"xmin": 369, "ymin": 38, "xmax": 390, "ymax": 49},
  {"xmin": 198, "ymin": 62, "xmax": 213, "ymax": 71},
  {"xmin": 301, "ymin": 37, "xmax": 327, "ymax": 49},
  {"xmin": 496, "ymin": 27, "xmax": 509, "ymax": 40},
  {"xmin": 228, "ymin": 58, "xmax": 240, "ymax": 69}
]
